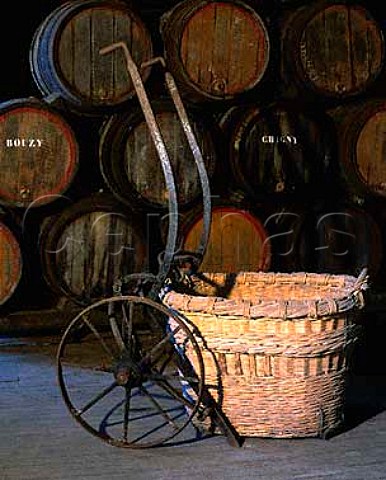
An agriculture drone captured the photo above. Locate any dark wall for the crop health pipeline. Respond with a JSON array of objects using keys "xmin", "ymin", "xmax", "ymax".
[{"xmin": 0, "ymin": 2, "xmax": 60, "ymax": 99}]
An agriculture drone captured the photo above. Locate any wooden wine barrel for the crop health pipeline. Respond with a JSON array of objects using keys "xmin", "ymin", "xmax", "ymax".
[
  {"xmin": 160, "ymin": 0, "xmax": 271, "ymax": 102},
  {"xmin": 0, "ymin": 97, "xmax": 78, "ymax": 208},
  {"xmin": 0, "ymin": 221, "xmax": 22, "ymax": 306},
  {"xmin": 99, "ymin": 100, "xmax": 217, "ymax": 210},
  {"xmin": 281, "ymin": 2, "xmax": 384, "ymax": 98},
  {"xmin": 39, "ymin": 194, "xmax": 147, "ymax": 305},
  {"xmin": 331, "ymin": 99, "xmax": 386, "ymax": 198},
  {"xmin": 29, "ymin": 0, "xmax": 153, "ymax": 113},
  {"xmin": 180, "ymin": 205, "xmax": 271, "ymax": 272},
  {"xmin": 227, "ymin": 101, "xmax": 336, "ymax": 198}
]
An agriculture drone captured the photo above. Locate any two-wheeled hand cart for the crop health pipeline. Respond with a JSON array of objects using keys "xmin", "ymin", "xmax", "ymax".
[{"xmin": 56, "ymin": 42, "xmax": 243, "ymax": 449}]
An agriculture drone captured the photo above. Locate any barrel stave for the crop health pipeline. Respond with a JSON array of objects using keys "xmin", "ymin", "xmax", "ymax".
[
  {"xmin": 161, "ymin": 0, "xmax": 271, "ymax": 102},
  {"xmin": 180, "ymin": 205, "xmax": 271, "ymax": 273},
  {"xmin": 39, "ymin": 194, "xmax": 147, "ymax": 305},
  {"xmin": 30, "ymin": 0, "xmax": 153, "ymax": 113}
]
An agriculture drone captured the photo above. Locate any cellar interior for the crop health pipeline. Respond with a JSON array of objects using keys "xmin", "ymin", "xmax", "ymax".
[
  {"xmin": 0, "ymin": 0, "xmax": 386, "ymax": 376},
  {"xmin": 0, "ymin": 1, "xmax": 386, "ymax": 372},
  {"xmin": 2, "ymin": 4, "xmax": 386, "ymax": 475}
]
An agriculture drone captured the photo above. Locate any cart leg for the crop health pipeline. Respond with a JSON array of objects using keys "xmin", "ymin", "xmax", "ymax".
[{"xmin": 200, "ymin": 390, "xmax": 244, "ymax": 448}]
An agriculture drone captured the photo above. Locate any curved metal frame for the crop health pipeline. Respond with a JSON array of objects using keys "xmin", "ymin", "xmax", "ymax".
[
  {"xmin": 57, "ymin": 43, "xmax": 243, "ymax": 449},
  {"xmin": 99, "ymin": 43, "xmax": 212, "ymax": 295}
]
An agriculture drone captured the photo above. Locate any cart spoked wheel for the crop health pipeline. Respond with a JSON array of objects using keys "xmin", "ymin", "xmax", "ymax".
[{"xmin": 57, "ymin": 295, "xmax": 206, "ymax": 448}]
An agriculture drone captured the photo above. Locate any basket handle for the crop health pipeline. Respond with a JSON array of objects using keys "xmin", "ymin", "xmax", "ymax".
[
  {"xmin": 354, "ymin": 267, "xmax": 369, "ymax": 291},
  {"xmin": 351, "ymin": 268, "xmax": 369, "ymax": 311}
]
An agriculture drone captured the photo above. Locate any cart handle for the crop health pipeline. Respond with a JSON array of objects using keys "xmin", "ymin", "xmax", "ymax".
[
  {"xmin": 100, "ymin": 42, "xmax": 178, "ymax": 298},
  {"xmin": 100, "ymin": 42, "xmax": 212, "ymax": 289}
]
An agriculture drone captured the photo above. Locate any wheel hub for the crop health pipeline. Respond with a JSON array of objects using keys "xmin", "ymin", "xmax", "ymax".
[
  {"xmin": 113, "ymin": 357, "xmax": 143, "ymax": 387},
  {"xmin": 115, "ymin": 366, "xmax": 131, "ymax": 386}
]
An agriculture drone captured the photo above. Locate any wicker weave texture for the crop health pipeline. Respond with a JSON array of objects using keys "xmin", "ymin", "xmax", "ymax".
[
  {"xmin": 210, "ymin": 369, "xmax": 347, "ymax": 438},
  {"xmin": 164, "ymin": 270, "xmax": 368, "ymax": 438},
  {"xmin": 165, "ymin": 271, "xmax": 366, "ymax": 319}
]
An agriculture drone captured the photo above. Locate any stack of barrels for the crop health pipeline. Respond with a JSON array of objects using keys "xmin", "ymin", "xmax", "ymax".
[{"xmin": 0, "ymin": 0, "xmax": 385, "ymax": 317}]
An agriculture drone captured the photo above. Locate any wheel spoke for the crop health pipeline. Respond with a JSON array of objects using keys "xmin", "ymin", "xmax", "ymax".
[
  {"xmin": 82, "ymin": 314, "xmax": 115, "ymax": 359},
  {"xmin": 94, "ymin": 363, "xmax": 114, "ymax": 373},
  {"xmin": 149, "ymin": 372, "xmax": 200, "ymax": 384},
  {"xmin": 139, "ymin": 384, "xmax": 180, "ymax": 431},
  {"xmin": 147, "ymin": 307, "xmax": 168, "ymax": 333},
  {"xmin": 142, "ymin": 340, "xmax": 176, "ymax": 373},
  {"xmin": 152, "ymin": 375, "xmax": 196, "ymax": 409},
  {"xmin": 121, "ymin": 302, "xmax": 134, "ymax": 354},
  {"xmin": 109, "ymin": 315, "xmax": 125, "ymax": 351},
  {"xmin": 157, "ymin": 346, "xmax": 178, "ymax": 374},
  {"xmin": 75, "ymin": 381, "xmax": 118, "ymax": 417},
  {"xmin": 173, "ymin": 351, "xmax": 199, "ymax": 381},
  {"xmin": 139, "ymin": 325, "xmax": 182, "ymax": 367}
]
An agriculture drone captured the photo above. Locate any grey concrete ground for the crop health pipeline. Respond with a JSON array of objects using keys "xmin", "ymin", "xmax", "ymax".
[{"xmin": 1, "ymin": 337, "xmax": 386, "ymax": 480}]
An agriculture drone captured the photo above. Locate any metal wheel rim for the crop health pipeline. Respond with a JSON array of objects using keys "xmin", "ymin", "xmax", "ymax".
[{"xmin": 57, "ymin": 295, "xmax": 205, "ymax": 448}]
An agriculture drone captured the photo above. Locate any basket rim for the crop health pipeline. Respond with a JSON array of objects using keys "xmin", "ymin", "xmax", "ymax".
[{"xmin": 163, "ymin": 270, "xmax": 369, "ymax": 320}]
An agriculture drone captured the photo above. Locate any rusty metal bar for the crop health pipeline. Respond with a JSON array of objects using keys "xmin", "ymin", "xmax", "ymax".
[{"xmin": 100, "ymin": 42, "xmax": 179, "ymax": 297}]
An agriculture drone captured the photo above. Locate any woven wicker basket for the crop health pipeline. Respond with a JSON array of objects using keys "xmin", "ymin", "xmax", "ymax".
[{"xmin": 163, "ymin": 269, "xmax": 369, "ymax": 438}]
